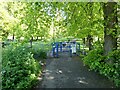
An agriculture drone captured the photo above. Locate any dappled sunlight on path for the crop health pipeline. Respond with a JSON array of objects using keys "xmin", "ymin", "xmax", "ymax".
[{"xmin": 34, "ymin": 52, "xmax": 115, "ymax": 88}]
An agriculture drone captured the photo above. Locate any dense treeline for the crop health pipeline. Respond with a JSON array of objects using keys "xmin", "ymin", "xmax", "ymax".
[{"xmin": 1, "ymin": 2, "xmax": 120, "ymax": 50}]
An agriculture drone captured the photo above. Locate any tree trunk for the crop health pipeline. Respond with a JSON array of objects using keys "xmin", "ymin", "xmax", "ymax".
[
  {"xmin": 41, "ymin": 37, "xmax": 42, "ymax": 40},
  {"xmin": 87, "ymin": 34, "xmax": 93, "ymax": 51},
  {"xmin": 87, "ymin": 2, "xmax": 93, "ymax": 51},
  {"xmin": 30, "ymin": 37, "xmax": 33, "ymax": 48},
  {"xmin": 36, "ymin": 36, "xmax": 38, "ymax": 41},
  {"xmin": 13, "ymin": 33, "xmax": 15, "ymax": 41},
  {"xmin": 98, "ymin": 37, "xmax": 102, "ymax": 48},
  {"xmin": 82, "ymin": 38, "xmax": 86, "ymax": 45},
  {"xmin": 103, "ymin": 2, "xmax": 118, "ymax": 54},
  {"xmin": 103, "ymin": 2, "xmax": 118, "ymax": 62}
]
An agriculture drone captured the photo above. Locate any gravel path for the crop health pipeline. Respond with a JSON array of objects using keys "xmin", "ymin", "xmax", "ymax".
[{"xmin": 34, "ymin": 52, "xmax": 115, "ymax": 88}]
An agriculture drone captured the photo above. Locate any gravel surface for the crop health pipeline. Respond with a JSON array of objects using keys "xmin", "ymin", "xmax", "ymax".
[{"xmin": 34, "ymin": 52, "xmax": 115, "ymax": 88}]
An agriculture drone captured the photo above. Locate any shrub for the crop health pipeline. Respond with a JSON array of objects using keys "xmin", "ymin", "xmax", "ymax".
[
  {"xmin": 83, "ymin": 48, "xmax": 120, "ymax": 87},
  {"xmin": 29, "ymin": 43, "xmax": 47, "ymax": 63},
  {"xmin": 31, "ymin": 48, "xmax": 47, "ymax": 60},
  {"xmin": 107, "ymin": 50, "xmax": 120, "ymax": 87},
  {"xmin": 2, "ymin": 44, "xmax": 41, "ymax": 89},
  {"xmin": 83, "ymin": 48, "xmax": 104, "ymax": 71}
]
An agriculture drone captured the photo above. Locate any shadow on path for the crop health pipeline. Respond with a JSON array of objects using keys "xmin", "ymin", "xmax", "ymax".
[{"xmin": 34, "ymin": 51, "xmax": 115, "ymax": 88}]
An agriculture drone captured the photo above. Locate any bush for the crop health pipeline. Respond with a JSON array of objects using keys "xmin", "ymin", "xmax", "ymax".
[
  {"xmin": 30, "ymin": 45, "xmax": 47, "ymax": 62},
  {"xmin": 83, "ymin": 48, "xmax": 120, "ymax": 87},
  {"xmin": 2, "ymin": 44, "xmax": 41, "ymax": 89},
  {"xmin": 107, "ymin": 50, "xmax": 120, "ymax": 87},
  {"xmin": 83, "ymin": 48, "xmax": 104, "ymax": 71}
]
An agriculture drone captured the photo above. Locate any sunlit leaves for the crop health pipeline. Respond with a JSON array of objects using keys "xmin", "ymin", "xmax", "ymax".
[
  {"xmin": 64, "ymin": 2, "xmax": 104, "ymax": 39},
  {"xmin": 1, "ymin": 2, "xmax": 119, "ymax": 43}
]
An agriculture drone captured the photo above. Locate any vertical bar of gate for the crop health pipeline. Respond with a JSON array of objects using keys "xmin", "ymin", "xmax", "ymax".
[
  {"xmin": 56, "ymin": 42, "xmax": 59, "ymax": 57},
  {"xmin": 60, "ymin": 42, "xmax": 62, "ymax": 52}
]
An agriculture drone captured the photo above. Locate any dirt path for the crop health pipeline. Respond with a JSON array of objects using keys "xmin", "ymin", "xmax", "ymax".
[{"xmin": 34, "ymin": 52, "xmax": 115, "ymax": 88}]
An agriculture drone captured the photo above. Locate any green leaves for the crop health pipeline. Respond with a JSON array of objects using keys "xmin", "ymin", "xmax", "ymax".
[
  {"xmin": 1, "ymin": 2, "xmax": 52, "ymax": 41},
  {"xmin": 63, "ymin": 2, "xmax": 104, "ymax": 39},
  {"xmin": 2, "ymin": 44, "xmax": 41, "ymax": 89},
  {"xmin": 0, "ymin": 2, "xmax": 106, "ymax": 42},
  {"xmin": 83, "ymin": 48, "xmax": 120, "ymax": 87}
]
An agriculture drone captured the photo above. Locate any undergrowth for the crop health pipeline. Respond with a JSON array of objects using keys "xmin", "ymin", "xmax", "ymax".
[
  {"xmin": 2, "ymin": 43, "xmax": 47, "ymax": 89},
  {"xmin": 83, "ymin": 48, "xmax": 120, "ymax": 87}
]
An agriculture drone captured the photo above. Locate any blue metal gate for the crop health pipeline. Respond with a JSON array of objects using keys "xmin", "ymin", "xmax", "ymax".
[{"xmin": 52, "ymin": 41, "xmax": 80, "ymax": 58}]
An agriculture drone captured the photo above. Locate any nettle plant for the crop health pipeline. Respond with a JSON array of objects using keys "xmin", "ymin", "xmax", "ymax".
[{"xmin": 2, "ymin": 44, "xmax": 41, "ymax": 89}]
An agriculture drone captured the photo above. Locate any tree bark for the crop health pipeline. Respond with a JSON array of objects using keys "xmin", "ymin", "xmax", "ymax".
[
  {"xmin": 97, "ymin": 37, "xmax": 102, "ymax": 48},
  {"xmin": 87, "ymin": 2, "xmax": 93, "ymax": 51},
  {"xmin": 36, "ymin": 36, "xmax": 38, "ymax": 41},
  {"xmin": 82, "ymin": 38, "xmax": 86, "ymax": 45},
  {"xmin": 103, "ymin": 2, "xmax": 118, "ymax": 62},
  {"xmin": 87, "ymin": 34, "xmax": 93, "ymax": 51},
  {"xmin": 12, "ymin": 33, "xmax": 15, "ymax": 41}
]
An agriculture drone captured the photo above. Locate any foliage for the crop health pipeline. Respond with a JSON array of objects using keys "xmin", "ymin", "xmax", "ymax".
[
  {"xmin": 107, "ymin": 50, "xmax": 120, "ymax": 87},
  {"xmin": 1, "ymin": 1, "xmax": 120, "ymax": 88},
  {"xmin": 30, "ymin": 42, "xmax": 48, "ymax": 61},
  {"xmin": 83, "ymin": 49, "xmax": 120, "ymax": 87},
  {"xmin": 64, "ymin": 2, "xmax": 104, "ymax": 39},
  {"xmin": 21, "ymin": 2, "xmax": 51, "ymax": 41},
  {"xmin": 1, "ymin": 2, "xmax": 104, "ymax": 42},
  {"xmin": 2, "ymin": 44, "xmax": 41, "ymax": 89},
  {"xmin": 83, "ymin": 48, "xmax": 104, "ymax": 71},
  {"xmin": 1, "ymin": 2, "xmax": 52, "ymax": 41}
]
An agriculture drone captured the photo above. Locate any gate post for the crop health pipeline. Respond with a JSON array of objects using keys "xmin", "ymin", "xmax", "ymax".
[{"xmin": 60, "ymin": 42, "xmax": 62, "ymax": 52}]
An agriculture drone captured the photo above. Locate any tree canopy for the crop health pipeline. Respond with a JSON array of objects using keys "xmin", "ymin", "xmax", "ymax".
[{"xmin": 1, "ymin": 2, "xmax": 119, "ymax": 48}]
